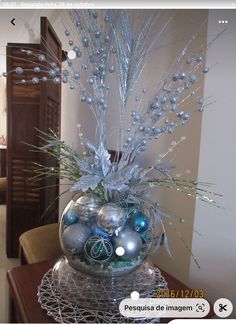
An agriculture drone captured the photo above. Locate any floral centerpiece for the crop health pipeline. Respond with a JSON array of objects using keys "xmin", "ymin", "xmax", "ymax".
[{"xmin": 9, "ymin": 9, "xmax": 222, "ymax": 314}]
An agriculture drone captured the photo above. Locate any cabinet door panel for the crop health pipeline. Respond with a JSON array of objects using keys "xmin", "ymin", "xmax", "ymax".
[{"xmin": 6, "ymin": 17, "xmax": 61, "ymax": 257}]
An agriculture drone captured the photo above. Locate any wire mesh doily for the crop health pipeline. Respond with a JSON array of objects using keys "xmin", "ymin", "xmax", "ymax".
[
  {"xmin": 38, "ymin": 259, "xmax": 168, "ymax": 323},
  {"xmin": 50, "ymin": 257, "xmax": 166, "ymax": 310}
]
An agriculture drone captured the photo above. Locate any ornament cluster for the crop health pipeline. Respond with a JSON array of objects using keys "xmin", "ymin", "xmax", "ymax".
[{"xmin": 61, "ymin": 193, "xmax": 151, "ymax": 276}]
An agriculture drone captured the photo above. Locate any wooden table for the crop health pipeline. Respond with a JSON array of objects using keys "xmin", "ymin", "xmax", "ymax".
[{"xmin": 7, "ymin": 259, "xmax": 214, "ymax": 323}]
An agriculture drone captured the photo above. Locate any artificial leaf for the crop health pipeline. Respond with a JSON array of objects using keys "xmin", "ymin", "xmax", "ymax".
[
  {"xmin": 95, "ymin": 143, "xmax": 111, "ymax": 177},
  {"xmin": 70, "ymin": 175, "xmax": 102, "ymax": 192},
  {"xmin": 83, "ymin": 139, "xmax": 98, "ymax": 155}
]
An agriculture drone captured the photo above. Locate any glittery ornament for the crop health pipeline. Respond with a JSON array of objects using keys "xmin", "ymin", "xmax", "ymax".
[
  {"xmin": 97, "ymin": 203, "xmax": 126, "ymax": 234},
  {"xmin": 61, "ymin": 223, "xmax": 91, "ymax": 255},
  {"xmin": 84, "ymin": 235, "xmax": 113, "ymax": 263}
]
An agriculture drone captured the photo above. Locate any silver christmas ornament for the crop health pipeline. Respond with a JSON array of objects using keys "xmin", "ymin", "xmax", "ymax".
[
  {"xmin": 53, "ymin": 77, "xmax": 61, "ymax": 84},
  {"xmin": 82, "ymin": 36, "xmax": 89, "ymax": 48},
  {"xmin": 15, "ymin": 67, "xmax": 23, "ymax": 74},
  {"xmin": 49, "ymin": 69, "xmax": 57, "ymax": 77},
  {"xmin": 74, "ymin": 194, "xmax": 102, "ymax": 222},
  {"xmin": 32, "ymin": 77, "xmax": 39, "ymax": 84},
  {"xmin": 113, "ymin": 228, "xmax": 143, "ymax": 260},
  {"xmin": 62, "ymin": 76, "xmax": 68, "ymax": 83},
  {"xmin": 63, "ymin": 69, "xmax": 69, "ymax": 76},
  {"xmin": 61, "ymin": 223, "xmax": 91, "ymax": 255},
  {"xmin": 38, "ymin": 54, "xmax": 46, "ymax": 62},
  {"xmin": 34, "ymin": 66, "xmax": 40, "ymax": 73},
  {"xmin": 97, "ymin": 203, "xmax": 126, "ymax": 235}
]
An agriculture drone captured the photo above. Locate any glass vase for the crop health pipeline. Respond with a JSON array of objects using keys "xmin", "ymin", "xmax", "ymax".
[{"xmin": 59, "ymin": 193, "xmax": 156, "ymax": 278}]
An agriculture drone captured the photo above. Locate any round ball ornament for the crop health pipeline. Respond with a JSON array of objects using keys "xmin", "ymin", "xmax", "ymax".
[
  {"xmin": 128, "ymin": 211, "xmax": 150, "ymax": 233},
  {"xmin": 113, "ymin": 228, "xmax": 143, "ymax": 261},
  {"xmin": 84, "ymin": 235, "xmax": 113, "ymax": 264},
  {"xmin": 61, "ymin": 223, "xmax": 91, "ymax": 255},
  {"xmin": 74, "ymin": 194, "xmax": 102, "ymax": 222},
  {"xmin": 97, "ymin": 203, "xmax": 126, "ymax": 235},
  {"xmin": 63, "ymin": 210, "xmax": 78, "ymax": 226}
]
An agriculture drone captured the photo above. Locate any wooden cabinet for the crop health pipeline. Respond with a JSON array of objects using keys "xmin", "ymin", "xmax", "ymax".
[
  {"xmin": 0, "ymin": 147, "xmax": 6, "ymax": 203},
  {"xmin": 6, "ymin": 17, "xmax": 61, "ymax": 257}
]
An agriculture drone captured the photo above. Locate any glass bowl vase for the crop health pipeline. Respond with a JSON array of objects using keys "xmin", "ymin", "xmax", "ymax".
[{"xmin": 59, "ymin": 193, "xmax": 155, "ymax": 278}]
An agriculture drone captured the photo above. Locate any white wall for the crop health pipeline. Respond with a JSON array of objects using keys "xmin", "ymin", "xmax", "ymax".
[
  {"xmin": 149, "ymin": 10, "xmax": 207, "ymax": 283},
  {"xmin": 189, "ymin": 10, "xmax": 236, "ymax": 317}
]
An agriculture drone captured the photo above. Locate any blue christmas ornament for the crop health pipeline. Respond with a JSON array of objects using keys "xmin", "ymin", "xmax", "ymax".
[
  {"xmin": 63, "ymin": 211, "xmax": 78, "ymax": 226},
  {"xmin": 94, "ymin": 226, "xmax": 109, "ymax": 238},
  {"xmin": 84, "ymin": 235, "xmax": 113, "ymax": 263},
  {"xmin": 128, "ymin": 211, "xmax": 149, "ymax": 233}
]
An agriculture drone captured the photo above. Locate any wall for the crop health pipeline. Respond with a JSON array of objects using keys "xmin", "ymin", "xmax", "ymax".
[
  {"xmin": 189, "ymin": 10, "xmax": 236, "ymax": 317},
  {"xmin": 149, "ymin": 10, "xmax": 208, "ymax": 283}
]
